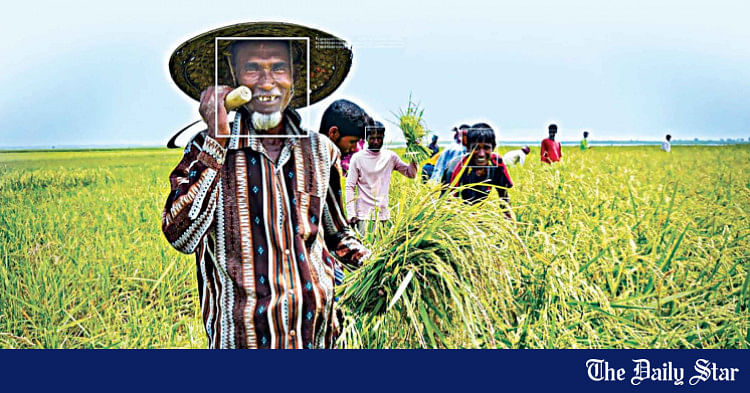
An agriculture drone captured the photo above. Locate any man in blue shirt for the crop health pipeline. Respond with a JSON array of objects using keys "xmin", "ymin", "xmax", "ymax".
[{"xmin": 429, "ymin": 124, "xmax": 468, "ymax": 182}]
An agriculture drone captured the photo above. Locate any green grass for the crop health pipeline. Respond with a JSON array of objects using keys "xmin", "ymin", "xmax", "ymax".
[{"xmin": 1, "ymin": 145, "xmax": 748, "ymax": 348}]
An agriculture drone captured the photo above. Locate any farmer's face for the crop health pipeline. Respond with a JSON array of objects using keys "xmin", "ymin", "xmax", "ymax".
[
  {"xmin": 338, "ymin": 136, "xmax": 360, "ymax": 155},
  {"xmin": 367, "ymin": 131, "xmax": 384, "ymax": 151},
  {"xmin": 470, "ymin": 142, "xmax": 493, "ymax": 166},
  {"xmin": 233, "ymin": 41, "xmax": 293, "ymax": 114},
  {"xmin": 549, "ymin": 129, "xmax": 557, "ymax": 139}
]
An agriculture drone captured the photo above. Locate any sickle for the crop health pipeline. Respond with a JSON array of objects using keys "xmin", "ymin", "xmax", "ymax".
[{"xmin": 166, "ymin": 119, "xmax": 202, "ymax": 148}]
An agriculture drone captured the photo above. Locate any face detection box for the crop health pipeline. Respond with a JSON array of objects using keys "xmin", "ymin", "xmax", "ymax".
[
  {"xmin": 462, "ymin": 126, "xmax": 500, "ymax": 168},
  {"xmin": 214, "ymin": 37, "xmax": 310, "ymax": 138}
]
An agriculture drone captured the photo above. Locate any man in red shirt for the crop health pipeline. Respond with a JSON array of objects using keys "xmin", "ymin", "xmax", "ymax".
[{"xmin": 541, "ymin": 123, "xmax": 562, "ymax": 163}]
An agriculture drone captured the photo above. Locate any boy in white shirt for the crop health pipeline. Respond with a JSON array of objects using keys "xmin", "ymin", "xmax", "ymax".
[{"xmin": 345, "ymin": 121, "xmax": 417, "ymax": 233}]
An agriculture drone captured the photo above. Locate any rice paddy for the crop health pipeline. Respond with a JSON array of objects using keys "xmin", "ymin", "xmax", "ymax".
[{"xmin": 1, "ymin": 145, "xmax": 748, "ymax": 348}]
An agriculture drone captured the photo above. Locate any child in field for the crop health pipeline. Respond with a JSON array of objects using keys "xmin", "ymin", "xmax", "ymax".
[
  {"xmin": 441, "ymin": 124, "xmax": 514, "ymax": 218},
  {"xmin": 345, "ymin": 121, "xmax": 417, "ymax": 233}
]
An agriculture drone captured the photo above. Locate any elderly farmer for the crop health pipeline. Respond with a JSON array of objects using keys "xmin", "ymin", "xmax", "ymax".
[
  {"xmin": 541, "ymin": 123, "xmax": 562, "ymax": 164},
  {"xmin": 345, "ymin": 120, "xmax": 417, "ymax": 233},
  {"xmin": 319, "ymin": 99, "xmax": 372, "ymax": 176},
  {"xmin": 441, "ymin": 124, "xmax": 514, "ymax": 216},
  {"xmin": 162, "ymin": 22, "xmax": 369, "ymax": 349}
]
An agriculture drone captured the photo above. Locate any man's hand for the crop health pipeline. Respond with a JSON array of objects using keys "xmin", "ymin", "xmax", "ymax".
[
  {"xmin": 199, "ymin": 85, "xmax": 233, "ymax": 147},
  {"xmin": 334, "ymin": 236, "xmax": 370, "ymax": 268},
  {"xmin": 349, "ymin": 217, "xmax": 360, "ymax": 226},
  {"xmin": 345, "ymin": 244, "xmax": 371, "ymax": 267}
]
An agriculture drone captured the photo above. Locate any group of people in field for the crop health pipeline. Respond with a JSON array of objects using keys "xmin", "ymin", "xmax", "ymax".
[
  {"xmin": 319, "ymin": 99, "xmax": 418, "ymax": 233},
  {"xmin": 320, "ymin": 101, "xmax": 516, "ymax": 231},
  {"xmin": 334, "ymin": 110, "xmax": 677, "ymax": 233},
  {"xmin": 160, "ymin": 21, "xmax": 676, "ymax": 349}
]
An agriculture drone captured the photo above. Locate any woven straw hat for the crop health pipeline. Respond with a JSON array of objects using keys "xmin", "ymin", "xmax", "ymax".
[{"xmin": 169, "ymin": 21, "xmax": 353, "ymax": 108}]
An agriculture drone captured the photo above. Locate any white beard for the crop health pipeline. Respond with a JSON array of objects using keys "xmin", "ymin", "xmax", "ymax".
[{"xmin": 251, "ymin": 111, "xmax": 282, "ymax": 131}]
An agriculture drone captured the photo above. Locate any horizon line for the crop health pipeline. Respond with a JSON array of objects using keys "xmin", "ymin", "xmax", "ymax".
[{"xmin": 2, "ymin": 139, "xmax": 749, "ymax": 151}]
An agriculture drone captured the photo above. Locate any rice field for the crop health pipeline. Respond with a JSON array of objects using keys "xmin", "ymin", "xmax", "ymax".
[{"xmin": 1, "ymin": 145, "xmax": 748, "ymax": 348}]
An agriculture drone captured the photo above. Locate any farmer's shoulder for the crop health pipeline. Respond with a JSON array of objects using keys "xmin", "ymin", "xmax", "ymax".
[{"xmin": 297, "ymin": 127, "xmax": 339, "ymax": 162}]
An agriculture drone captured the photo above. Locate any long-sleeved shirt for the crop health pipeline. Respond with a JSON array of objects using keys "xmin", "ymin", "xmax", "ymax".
[
  {"xmin": 541, "ymin": 138, "xmax": 562, "ymax": 163},
  {"xmin": 161, "ymin": 109, "xmax": 366, "ymax": 349},
  {"xmin": 345, "ymin": 149, "xmax": 417, "ymax": 221},
  {"xmin": 502, "ymin": 149, "xmax": 527, "ymax": 166},
  {"xmin": 661, "ymin": 141, "xmax": 671, "ymax": 152},
  {"xmin": 429, "ymin": 141, "xmax": 466, "ymax": 182}
]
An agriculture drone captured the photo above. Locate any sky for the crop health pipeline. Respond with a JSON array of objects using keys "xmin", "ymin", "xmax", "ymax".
[{"xmin": 1, "ymin": 0, "xmax": 748, "ymax": 147}]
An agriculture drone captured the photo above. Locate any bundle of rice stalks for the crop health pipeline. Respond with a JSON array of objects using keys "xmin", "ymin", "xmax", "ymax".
[
  {"xmin": 337, "ymin": 179, "xmax": 518, "ymax": 348},
  {"xmin": 396, "ymin": 94, "xmax": 433, "ymax": 163}
]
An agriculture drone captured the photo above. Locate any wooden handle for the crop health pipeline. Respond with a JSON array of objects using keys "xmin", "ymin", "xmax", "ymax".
[{"xmin": 224, "ymin": 86, "xmax": 252, "ymax": 110}]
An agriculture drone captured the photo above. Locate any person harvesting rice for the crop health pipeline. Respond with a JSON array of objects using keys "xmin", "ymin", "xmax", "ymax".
[
  {"xmin": 661, "ymin": 133, "xmax": 672, "ymax": 152},
  {"xmin": 541, "ymin": 123, "xmax": 562, "ymax": 163},
  {"xmin": 319, "ymin": 99, "xmax": 372, "ymax": 176},
  {"xmin": 420, "ymin": 148, "xmax": 443, "ymax": 181},
  {"xmin": 441, "ymin": 124, "xmax": 514, "ymax": 217},
  {"xmin": 161, "ymin": 22, "xmax": 369, "ymax": 349},
  {"xmin": 427, "ymin": 135, "xmax": 440, "ymax": 157},
  {"xmin": 345, "ymin": 120, "xmax": 417, "ymax": 233},
  {"xmin": 502, "ymin": 145, "xmax": 531, "ymax": 167},
  {"xmin": 580, "ymin": 130, "xmax": 590, "ymax": 150},
  {"xmin": 421, "ymin": 135, "xmax": 442, "ymax": 180}
]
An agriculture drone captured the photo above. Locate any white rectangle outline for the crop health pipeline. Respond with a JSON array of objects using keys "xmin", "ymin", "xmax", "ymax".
[
  {"xmin": 215, "ymin": 37, "xmax": 310, "ymax": 138},
  {"xmin": 364, "ymin": 125, "xmax": 386, "ymax": 151}
]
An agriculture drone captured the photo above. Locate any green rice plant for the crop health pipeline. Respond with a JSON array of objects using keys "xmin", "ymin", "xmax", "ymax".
[
  {"xmin": 394, "ymin": 94, "xmax": 433, "ymax": 163},
  {"xmin": 1, "ymin": 144, "xmax": 748, "ymax": 348},
  {"xmin": 338, "ymin": 179, "xmax": 517, "ymax": 348}
]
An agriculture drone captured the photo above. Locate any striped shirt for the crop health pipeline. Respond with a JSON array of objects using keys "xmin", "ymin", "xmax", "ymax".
[{"xmin": 162, "ymin": 109, "xmax": 366, "ymax": 349}]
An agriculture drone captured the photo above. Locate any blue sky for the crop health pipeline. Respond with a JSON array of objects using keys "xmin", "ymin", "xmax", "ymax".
[{"xmin": 1, "ymin": 0, "xmax": 748, "ymax": 147}]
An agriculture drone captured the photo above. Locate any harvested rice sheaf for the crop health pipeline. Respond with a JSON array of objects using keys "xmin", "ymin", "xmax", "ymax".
[
  {"xmin": 337, "ymin": 180, "xmax": 515, "ymax": 348},
  {"xmin": 397, "ymin": 95, "xmax": 434, "ymax": 163}
]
